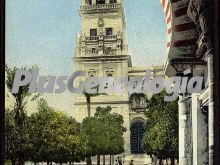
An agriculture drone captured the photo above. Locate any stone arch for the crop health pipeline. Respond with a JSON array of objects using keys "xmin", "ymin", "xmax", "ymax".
[
  {"xmin": 159, "ymin": 0, "xmax": 198, "ymax": 76},
  {"xmin": 130, "ymin": 117, "xmax": 145, "ymax": 126}
]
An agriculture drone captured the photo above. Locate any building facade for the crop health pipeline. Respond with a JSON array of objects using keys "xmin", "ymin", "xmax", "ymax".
[
  {"xmin": 164, "ymin": 0, "xmax": 215, "ymax": 164},
  {"xmin": 73, "ymin": 0, "xmax": 164, "ymax": 164}
]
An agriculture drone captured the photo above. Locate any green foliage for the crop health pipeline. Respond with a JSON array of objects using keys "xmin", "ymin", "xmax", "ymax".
[
  {"xmin": 5, "ymin": 64, "xmax": 126, "ymax": 164},
  {"xmin": 5, "ymin": 108, "xmax": 31, "ymax": 164},
  {"xmin": 142, "ymin": 91, "xmax": 178, "ymax": 160},
  {"xmin": 6, "ymin": 99, "xmax": 87, "ymax": 164},
  {"xmin": 82, "ymin": 106, "xmax": 126, "ymax": 157},
  {"xmin": 5, "ymin": 108, "xmax": 17, "ymax": 162},
  {"xmin": 5, "ymin": 65, "xmax": 41, "ymax": 128},
  {"xmin": 5, "ymin": 65, "xmax": 41, "ymax": 164},
  {"xmin": 27, "ymin": 99, "xmax": 86, "ymax": 163}
]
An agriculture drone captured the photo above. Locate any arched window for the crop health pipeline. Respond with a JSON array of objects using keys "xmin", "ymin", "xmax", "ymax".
[
  {"xmin": 110, "ymin": 0, "xmax": 117, "ymax": 3},
  {"xmin": 96, "ymin": 0, "xmax": 105, "ymax": 4},
  {"xmin": 130, "ymin": 120, "xmax": 145, "ymax": 153},
  {"xmin": 86, "ymin": 0, "xmax": 92, "ymax": 5},
  {"xmin": 109, "ymin": 0, "xmax": 117, "ymax": 3}
]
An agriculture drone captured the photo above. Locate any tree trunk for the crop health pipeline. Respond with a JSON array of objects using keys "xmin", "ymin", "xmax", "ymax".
[
  {"xmin": 171, "ymin": 158, "xmax": 175, "ymax": 165},
  {"xmin": 12, "ymin": 160, "xmax": 16, "ymax": 165},
  {"xmin": 110, "ymin": 155, "xmax": 111, "ymax": 165},
  {"xmin": 112, "ymin": 155, "xmax": 114, "ymax": 165},
  {"xmin": 97, "ymin": 154, "xmax": 100, "ymax": 165},
  {"xmin": 103, "ymin": 155, "xmax": 105, "ymax": 165},
  {"xmin": 47, "ymin": 161, "xmax": 50, "ymax": 165},
  {"xmin": 159, "ymin": 159, "xmax": 163, "ymax": 165},
  {"xmin": 152, "ymin": 156, "xmax": 157, "ymax": 165},
  {"xmin": 17, "ymin": 157, "xmax": 25, "ymax": 165},
  {"xmin": 86, "ymin": 156, "xmax": 92, "ymax": 165},
  {"xmin": 86, "ymin": 95, "xmax": 91, "ymax": 117},
  {"xmin": 34, "ymin": 162, "xmax": 37, "ymax": 165}
]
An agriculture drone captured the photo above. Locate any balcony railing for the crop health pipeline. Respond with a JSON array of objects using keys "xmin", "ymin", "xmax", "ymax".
[
  {"xmin": 85, "ymin": 49, "xmax": 117, "ymax": 55},
  {"xmin": 103, "ymin": 35, "xmax": 117, "ymax": 40},
  {"xmin": 86, "ymin": 50, "xmax": 98, "ymax": 55},
  {"xmin": 104, "ymin": 49, "xmax": 117, "ymax": 55},
  {"xmin": 86, "ymin": 36, "xmax": 99, "ymax": 41},
  {"xmin": 85, "ymin": 35, "xmax": 118, "ymax": 41},
  {"xmin": 80, "ymin": 3, "xmax": 121, "ymax": 11}
]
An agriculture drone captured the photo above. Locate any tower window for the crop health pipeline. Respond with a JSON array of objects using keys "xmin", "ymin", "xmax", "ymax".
[
  {"xmin": 106, "ymin": 28, "xmax": 113, "ymax": 36},
  {"xmin": 96, "ymin": 0, "xmax": 105, "ymax": 4},
  {"xmin": 90, "ymin": 29, "xmax": 97, "ymax": 36},
  {"xmin": 87, "ymin": 0, "xmax": 92, "ymax": 5},
  {"xmin": 88, "ymin": 69, "xmax": 96, "ymax": 77},
  {"xmin": 110, "ymin": 0, "xmax": 117, "ymax": 3},
  {"xmin": 106, "ymin": 69, "xmax": 114, "ymax": 77}
]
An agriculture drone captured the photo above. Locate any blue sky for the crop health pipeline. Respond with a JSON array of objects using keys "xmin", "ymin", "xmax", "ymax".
[{"xmin": 6, "ymin": 0, "xmax": 167, "ymax": 114}]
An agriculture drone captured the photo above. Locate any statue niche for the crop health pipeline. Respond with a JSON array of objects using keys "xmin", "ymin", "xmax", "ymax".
[{"xmin": 129, "ymin": 93, "xmax": 148, "ymax": 112}]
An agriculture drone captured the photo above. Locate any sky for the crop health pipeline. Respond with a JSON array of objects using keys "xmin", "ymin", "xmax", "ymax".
[{"xmin": 5, "ymin": 0, "xmax": 167, "ymax": 115}]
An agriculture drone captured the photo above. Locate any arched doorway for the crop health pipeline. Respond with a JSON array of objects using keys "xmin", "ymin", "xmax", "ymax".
[{"xmin": 130, "ymin": 120, "xmax": 145, "ymax": 153}]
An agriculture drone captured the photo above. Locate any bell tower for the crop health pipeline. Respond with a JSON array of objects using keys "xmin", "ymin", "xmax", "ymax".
[
  {"xmin": 73, "ymin": 1, "xmax": 160, "ymax": 164},
  {"xmin": 75, "ymin": 0, "xmax": 130, "ymax": 60},
  {"xmin": 73, "ymin": 0, "xmax": 132, "ymax": 156}
]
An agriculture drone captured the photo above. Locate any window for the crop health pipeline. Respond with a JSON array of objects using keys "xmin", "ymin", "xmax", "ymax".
[
  {"xmin": 106, "ymin": 69, "xmax": 114, "ymax": 77},
  {"xmin": 91, "ymin": 48, "xmax": 97, "ymax": 54},
  {"xmin": 106, "ymin": 28, "xmax": 113, "ymax": 36},
  {"xmin": 88, "ymin": 69, "xmax": 96, "ymax": 77},
  {"xmin": 90, "ymin": 29, "xmax": 97, "ymax": 36},
  {"xmin": 88, "ymin": 0, "xmax": 92, "ymax": 5},
  {"xmin": 96, "ymin": 0, "xmax": 105, "ymax": 4},
  {"xmin": 130, "ymin": 121, "xmax": 145, "ymax": 153},
  {"xmin": 110, "ymin": 0, "xmax": 117, "ymax": 3}
]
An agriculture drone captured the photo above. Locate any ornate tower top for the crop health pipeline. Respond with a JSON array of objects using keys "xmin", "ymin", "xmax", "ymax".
[
  {"xmin": 75, "ymin": 0, "xmax": 128, "ymax": 58},
  {"xmin": 80, "ymin": 0, "xmax": 124, "ymax": 10}
]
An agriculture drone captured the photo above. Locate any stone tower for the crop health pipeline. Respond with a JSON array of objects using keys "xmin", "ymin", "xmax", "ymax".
[
  {"xmin": 73, "ymin": 0, "xmax": 156, "ymax": 164},
  {"xmin": 73, "ymin": 0, "xmax": 132, "ymax": 155}
]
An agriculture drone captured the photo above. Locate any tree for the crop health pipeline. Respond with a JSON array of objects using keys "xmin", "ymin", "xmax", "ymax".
[
  {"xmin": 5, "ymin": 65, "xmax": 40, "ymax": 165},
  {"xmin": 81, "ymin": 106, "xmax": 126, "ymax": 165},
  {"xmin": 142, "ymin": 91, "xmax": 178, "ymax": 165},
  {"xmin": 83, "ymin": 84, "xmax": 107, "ymax": 165},
  {"xmin": 28, "ymin": 99, "xmax": 86, "ymax": 165},
  {"xmin": 5, "ymin": 108, "xmax": 17, "ymax": 165},
  {"xmin": 5, "ymin": 108, "xmax": 31, "ymax": 165}
]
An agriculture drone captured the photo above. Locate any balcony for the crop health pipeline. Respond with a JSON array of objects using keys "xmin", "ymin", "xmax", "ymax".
[
  {"xmin": 86, "ymin": 50, "xmax": 98, "ymax": 55},
  {"xmin": 86, "ymin": 36, "xmax": 99, "ymax": 41},
  {"xmin": 103, "ymin": 35, "xmax": 117, "ymax": 40},
  {"xmin": 85, "ymin": 35, "xmax": 118, "ymax": 42},
  {"xmin": 80, "ymin": 3, "xmax": 121, "ymax": 11},
  {"xmin": 85, "ymin": 49, "xmax": 117, "ymax": 55},
  {"xmin": 104, "ymin": 49, "xmax": 117, "ymax": 55}
]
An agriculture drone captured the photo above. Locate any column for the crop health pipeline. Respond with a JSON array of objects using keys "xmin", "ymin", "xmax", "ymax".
[
  {"xmin": 207, "ymin": 53, "xmax": 214, "ymax": 165},
  {"xmin": 124, "ymin": 109, "xmax": 131, "ymax": 154},
  {"xmin": 191, "ymin": 93, "xmax": 208, "ymax": 165},
  {"xmin": 178, "ymin": 96, "xmax": 192, "ymax": 165},
  {"xmin": 92, "ymin": 0, "xmax": 96, "ymax": 5}
]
